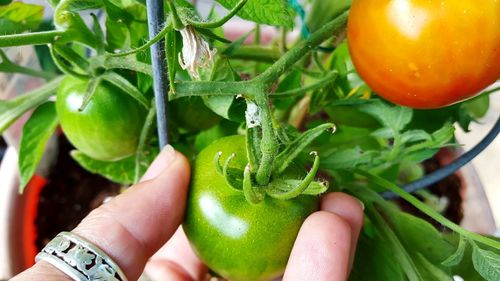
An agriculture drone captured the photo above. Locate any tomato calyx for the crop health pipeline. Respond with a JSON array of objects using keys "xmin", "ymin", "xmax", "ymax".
[{"xmin": 214, "ymin": 132, "xmax": 328, "ymax": 204}]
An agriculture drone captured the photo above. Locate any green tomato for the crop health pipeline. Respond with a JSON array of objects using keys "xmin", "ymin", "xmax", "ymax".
[
  {"xmin": 56, "ymin": 76, "xmax": 147, "ymax": 161},
  {"xmin": 184, "ymin": 135, "xmax": 318, "ymax": 281}
]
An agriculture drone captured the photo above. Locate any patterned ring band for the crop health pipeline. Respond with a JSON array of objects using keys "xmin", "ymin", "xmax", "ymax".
[{"xmin": 35, "ymin": 231, "xmax": 128, "ymax": 281}]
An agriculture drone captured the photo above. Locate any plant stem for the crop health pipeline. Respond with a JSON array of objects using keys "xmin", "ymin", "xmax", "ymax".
[
  {"xmin": 188, "ymin": 0, "xmax": 248, "ymax": 28},
  {"xmin": 0, "ymin": 51, "xmax": 58, "ymax": 80},
  {"xmin": 272, "ymin": 71, "xmax": 338, "ymax": 97},
  {"xmin": 0, "ymin": 76, "xmax": 64, "ymax": 133},
  {"xmin": 355, "ymin": 169, "xmax": 500, "ymax": 249},
  {"xmin": 0, "ymin": 30, "xmax": 70, "ymax": 48},
  {"xmin": 102, "ymin": 56, "xmax": 153, "ymax": 76},
  {"xmin": 108, "ymin": 24, "xmax": 171, "ymax": 57},
  {"xmin": 255, "ymin": 10, "xmax": 349, "ymax": 86},
  {"xmin": 166, "ymin": 0, "xmax": 185, "ymax": 30},
  {"xmin": 135, "ymin": 100, "xmax": 157, "ymax": 183},
  {"xmin": 255, "ymin": 90, "xmax": 279, "ymax": 185},
  {"xmin": 170, "ymin": 80, "xmax": 250, "ymax": 99},
  {"xmin": 226, "ymin": 46, "xmax": 281, "ymax": 63}
]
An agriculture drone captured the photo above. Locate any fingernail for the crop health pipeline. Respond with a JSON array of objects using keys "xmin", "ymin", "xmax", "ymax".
[
  {"xmin": 141, "ymin": 145, "xmax": 176, "ymax": 182},
  {"xmin": 355, "ymin": 198, "xmax": 365, "ymax": 211}
]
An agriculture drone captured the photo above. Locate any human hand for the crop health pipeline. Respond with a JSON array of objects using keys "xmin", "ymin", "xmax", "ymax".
[{"xmin": 11, "ymin": 146, "xmax": 363, "ymax": 281}]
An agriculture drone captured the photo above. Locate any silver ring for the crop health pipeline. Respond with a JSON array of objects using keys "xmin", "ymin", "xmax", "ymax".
[{"xmin": 35, "ymin": 231, "xmax": 128, "ymax": 281}]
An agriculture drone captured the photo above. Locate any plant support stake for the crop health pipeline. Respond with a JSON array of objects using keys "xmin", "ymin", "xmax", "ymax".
[{"xmin": 146, "ymin": 0, "xmax": 169, "ymax": 148}]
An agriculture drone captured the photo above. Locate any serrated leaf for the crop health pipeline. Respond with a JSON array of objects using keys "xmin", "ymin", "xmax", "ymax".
[
  {"xmin": 216, "ymin": 0, "xmax": 293, "ymax": 27},
  {"xmin": 18, "ymin": 103, "xmax": 58, "ymax": 192},
  {"xmin": 321, "ymin": 147, "xmax": 376, "ymax": 170},
  {"xmin": 401, "ymin": 130, "xmax": 432, "ymax": 143},
  {"xmin": 360, "ymin": 100, "xmax": 413, "ymax": 134},
  {"xmin": 442, "ymin": 236, "xmax": 467, "ymax": 267},
  {"xmin": 0, "ymin": 2, "xmax": 44, "ymax": 35},
  {"xmin": 71, "ymin": 150, "xmax": 136, "ymax": 185},
  {"xmin": 472, "ymin": 244, "xmax": 500, "ymax": 281}
]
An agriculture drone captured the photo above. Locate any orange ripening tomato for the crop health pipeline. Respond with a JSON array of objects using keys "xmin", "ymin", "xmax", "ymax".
[{"xmin": 347, "ymin": 0, "xmax": 500, "ymax": 108}]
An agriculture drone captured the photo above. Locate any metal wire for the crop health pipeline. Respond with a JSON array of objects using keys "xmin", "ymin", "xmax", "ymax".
[
  {"xmin": 382, "ymin": 115, "xmax": 500, "ymax": 199},
  {"xmin": 146, "ymin": 0, "xmax": 170, "ymax": 148}
]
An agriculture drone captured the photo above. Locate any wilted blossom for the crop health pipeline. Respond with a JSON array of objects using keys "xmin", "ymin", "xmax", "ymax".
[{"xmin": 178, "ymin": 26, "xmax": 216, "ymax": 79}]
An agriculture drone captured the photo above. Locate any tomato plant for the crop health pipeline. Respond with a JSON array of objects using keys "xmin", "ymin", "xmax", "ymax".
[
  {"xmin": 1, "ymin": 1, "xmax": 499, "ymax": 281},
  {"xmin": 348, "ymin": 0, "xmax": 500, "ymax": 108},
  {"xmin": 56, "ymin": 76, "xmax": 147, "ymax": 161},
  {"xmin": 184, "ymin": 135, "xmax": 318, "ymax": 281}
]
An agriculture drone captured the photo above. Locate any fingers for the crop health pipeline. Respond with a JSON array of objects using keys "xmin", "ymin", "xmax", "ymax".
[
  {"xmin": 145, "ymin": 227, "xmax": 207, "ymax": 281},
  {"xmin": 283, "ymin": 193, "xmax": 364, "ymax": 281},
  {"xmin": 70, "ymin": 145, "xmax": 190, "ymax": 280},
  {"xmin": 321, "ymin": 192, "xmax": 364, "ymax": 269}
]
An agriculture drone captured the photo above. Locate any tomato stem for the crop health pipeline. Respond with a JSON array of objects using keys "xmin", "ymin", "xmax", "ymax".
[
  {"xmin": 0, "ymin": 30, "xmax": 70, "ymax": 48},
  {"xmin": 255, "ymin": 10, "xmax": 349, "ymax": 87},
  {"xmin": 355, "ymin": 169, "xmax": 500, "ymax": 249},
  {"xmin": 187, "ymin": 0, "xmax": 248, "ymax": 29},
  {"xmin": 0, "ymin": 50, "xmax": 58, "ymax": 80},
  {"xmin": 166, "ymin": 0, "xmax": 185, "ymax": 30},
  {"xmin": 255, "ymin": 90, "xmax": 279, "ymax": 186}
]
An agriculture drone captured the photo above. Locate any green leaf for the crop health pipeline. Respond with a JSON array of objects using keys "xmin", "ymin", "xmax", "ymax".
[
  {"xmin": 442, "ymin": 235, "xmax": 467, "ymax": 267},
  {"xmin": 0, "ymin": 76, "xmax": 63, "ymax": 134},
  {"xmin": 367, "ymin": 205, "xmax": 424, "ymax": 281},
  {"xmin": 359, "ymin": 100, "xmax": 413, "ymax": 134},
  {"xmin": 321, "ymin": 147, "xmax": 376, "ymax": 170},
  {"xmin": 461, "ymin": 93, "xmax": 490, "ymax": 119},
  {"xmin": 71, "ymin": 150, "xmax": 136, "ymax": 185},
  {"xmin": 472, "ymin": 243, "xmax": 500, "ymax": 281},
  {"xmin": 216, "ymin": 0, "xmax": 293, "ymax": 27},
  {"xmin": 414, "ymin": 253, "xmax": 454, "ymax": 281},
  {"xmin": 202, "ymin": 58, "xmax": 245, "ymax": 121},
  {"xmin": 0, "ymin": 2, "xmax": 44, "ymax": 35},
  {"xmin": 18, "ymin": 103, "xmax": 58, "ymax": 192},
  {"xmin": 328, "ymin": 42, "xmax": 364, "ymax": 95},
  {"xmin": 66, "ymin": 0, "xmax": 103, "ymax": 11},
  {"xmin": 389, "ymin": 212, "xmax": 455, "ymax": 264},
  {"xmin": 100, "ymin": 72, "xmax": 150, "ymax": 109},
  {"xmin": 165, "ymin": 25, "xmax": 182, "ymax": 92},
  {"xmin": 350, "ymin": 230, "xmax": 405, "ymax": 281}
]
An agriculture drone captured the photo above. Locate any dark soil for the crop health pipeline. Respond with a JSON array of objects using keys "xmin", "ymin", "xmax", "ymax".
[
  {"xmin": 395, "ymin": 153, "xmax": 464, "ymax": 231},
  {"xmin": 34, "ymin": 136, "xmax": 121, "ymax": 250}
]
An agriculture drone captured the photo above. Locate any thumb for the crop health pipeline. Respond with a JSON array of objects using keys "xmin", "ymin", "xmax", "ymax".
[{"xmin": 13, "ymin": 145, "xmax": 191, "ymax": 281}]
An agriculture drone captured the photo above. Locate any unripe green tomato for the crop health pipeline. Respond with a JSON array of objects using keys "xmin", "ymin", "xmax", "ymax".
[
  {"xmin": 56, "ymin": 76, "xmax": 147, "ymax": 161},
  {"xmin": 184, "ymin": 135, "xmax": 319, "ymax": 281}
]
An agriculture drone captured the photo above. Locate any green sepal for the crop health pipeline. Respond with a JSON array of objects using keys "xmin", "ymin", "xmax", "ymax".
[
  {"xmin": 243, "ymin": 164, "xmax": 264, "ymax": 204},
  {"xmin": 266, "ymin": 151, "xmax": 322, "ymax": 200},
  {"xmin": 273, "ymin": 123, "xmax": 335, "ymax": 176}
]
